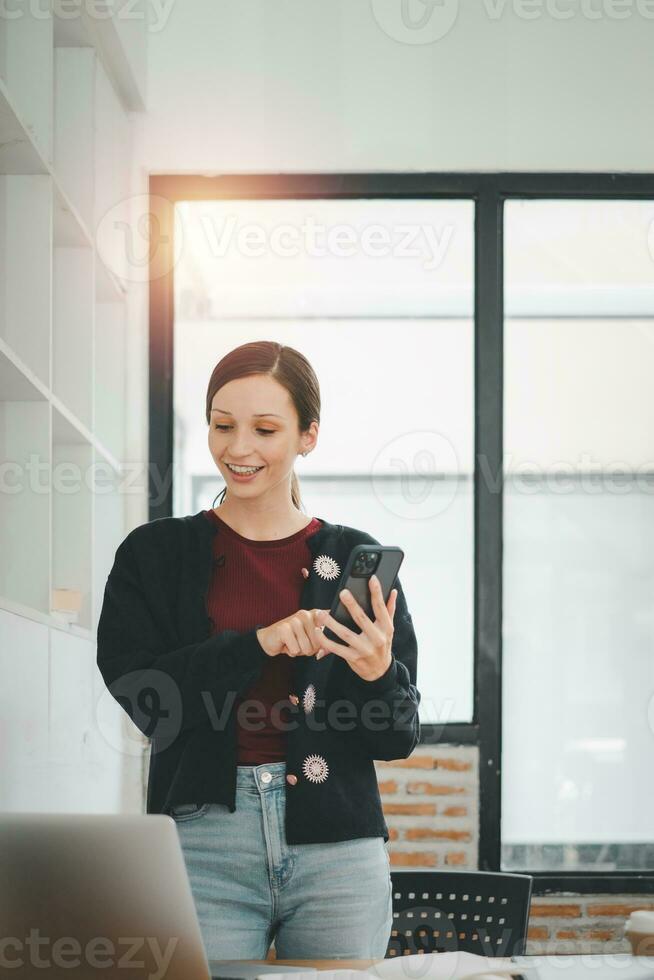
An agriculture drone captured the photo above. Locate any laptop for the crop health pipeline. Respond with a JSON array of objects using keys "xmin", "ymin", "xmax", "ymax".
[
  {"xmin": 0, "ymin": 812, "xmax": 308, "ymax": 980},
  {"xmin": 511, "ymin": 955, "xmax": 654, "ymax": 980}
]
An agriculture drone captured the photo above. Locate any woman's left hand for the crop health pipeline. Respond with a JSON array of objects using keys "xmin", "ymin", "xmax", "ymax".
[{"xmin": 313, "ymin": 575, "xmax": 398, "ymax": 682}]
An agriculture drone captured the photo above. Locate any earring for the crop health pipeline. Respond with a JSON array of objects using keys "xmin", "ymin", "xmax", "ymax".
[{"xmin": 301, "ymin": 451, "xmax": 310, "ymax": 457}]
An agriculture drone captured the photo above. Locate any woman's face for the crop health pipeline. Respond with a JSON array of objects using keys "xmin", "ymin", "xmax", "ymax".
[{"xmin": 208, "ymin": 374, "xmax": 317, "ymax": 498}]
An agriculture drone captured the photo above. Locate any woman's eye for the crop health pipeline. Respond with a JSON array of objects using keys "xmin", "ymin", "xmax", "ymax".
[{"xmin": 213, "ymin": 425, "xmax": 274, "ymax": 436}]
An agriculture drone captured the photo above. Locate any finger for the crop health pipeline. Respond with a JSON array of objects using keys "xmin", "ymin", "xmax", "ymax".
[
  {"xmin": 308, "ymin": 623, "xmax": 325, "ymax": 655},
  {"xmin": 312, "ymin": 608, "xmax": 327, "ymax": 631},
  {"xmin": 280, "ymin": 623, "xmax": 300, "ymax": 657},
  {"xmin": 315, "ymin": 632, "xmax": 357, "ymax": 664},
  {"xmin": 369, "ymin": 575, "xmax": 394, "ymax": 632},
  {"xmin": 368, "ymin": 574, "xmax": 390, "ymax": 624},
  {"xmin": 309, "ymin": 612, "xmax": 326, "ymax": 654},
  {"xmin": 339, "ymin": 586, "xmax": 387, "ymax": 647},
  {"xmin": 290, "ymin": 618, "xmax": 314, "ymax": 657},
  {"xmin": 318, "ymin": 609, "xmax": 367, "ymax": 653},
  {"xmin": 336, "ymin": 589, "xmax": 379, "ymax": 645}
]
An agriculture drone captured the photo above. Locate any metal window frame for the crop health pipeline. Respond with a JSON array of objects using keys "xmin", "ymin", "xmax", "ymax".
[{"xmin": 149, "ymin": 173, "xmax": 654, "ymax": 894}]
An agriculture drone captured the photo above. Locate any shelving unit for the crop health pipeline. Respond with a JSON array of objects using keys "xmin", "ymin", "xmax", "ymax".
[
  {"xmin": 0, "ymin": 5, "xmax": 147, "ymax": 810},
  {"xmin": 0, "ymin": 2, "xmax": 146, "ymax": 815},
  {"xmin": 0, "ymin": 5, "xmax": 144, "ymax": 640}
]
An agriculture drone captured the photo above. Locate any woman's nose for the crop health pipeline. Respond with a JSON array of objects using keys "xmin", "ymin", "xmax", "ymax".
[{"xmin": 230, "ymin": 438, "xmax": 255, "ymax": 457}]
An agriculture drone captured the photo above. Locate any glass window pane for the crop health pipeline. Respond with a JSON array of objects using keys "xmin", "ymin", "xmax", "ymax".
[
  {"xmin": 173, "ymin": 199, "xmax": 475, "ymax": 723},
  {"xmin": 502, "ymin": 200, "xmax": 654, "ymax": 872}
]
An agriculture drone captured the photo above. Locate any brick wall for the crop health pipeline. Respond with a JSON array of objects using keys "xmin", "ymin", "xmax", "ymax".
[
  {"xmin": 376, "ymin": 748, "xmax": 478, "ymax": 868},
  {"xmin": 526, "ymin": 898, "xmax": 652, "ymax": 953},
  {"xmin": 376, "ymin": 747, "xmax": 646, "ymax": 954}
]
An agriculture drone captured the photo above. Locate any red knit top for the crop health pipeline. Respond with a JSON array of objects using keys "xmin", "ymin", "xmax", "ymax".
[{"xmin": 202, "ymin": 508, "xmax": 323, "ymax": 765}]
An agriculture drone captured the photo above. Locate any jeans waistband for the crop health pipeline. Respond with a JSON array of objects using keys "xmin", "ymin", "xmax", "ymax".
[{"xmin": 236, "ymin": 760, "xmax": 287, "ymax": 791}]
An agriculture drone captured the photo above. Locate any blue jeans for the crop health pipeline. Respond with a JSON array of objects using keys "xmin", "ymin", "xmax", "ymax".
[{"xmin": 170, "ymin": 760, "xmax": 393, "ymax": 960}]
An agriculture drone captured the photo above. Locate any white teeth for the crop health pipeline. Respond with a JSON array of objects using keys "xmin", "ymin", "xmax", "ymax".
[{"xmin": 226, "ymin": 463, "xmax": 263, "ymax": 474}]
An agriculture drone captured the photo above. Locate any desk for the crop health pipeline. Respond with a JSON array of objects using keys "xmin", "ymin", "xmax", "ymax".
[
  {"xmin": 212, "ymin": 960, "xmax": 379, "ymax": 971},
  {"xmin": 267, "ymin": 963, "xmax": 378, "ymax": 970},
  {"xmin": 212, "ymin": 954, "xmax": 654, "ymax": 976}
]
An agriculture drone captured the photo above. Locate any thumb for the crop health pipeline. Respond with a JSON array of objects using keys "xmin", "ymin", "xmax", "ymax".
[{"xmin": 313, "ymin": 609, "xmax": 328, "ymax": 630}]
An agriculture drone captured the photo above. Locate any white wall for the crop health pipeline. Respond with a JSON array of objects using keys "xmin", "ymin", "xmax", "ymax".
[{"xmin": 139, "ymin": 0, "xmax": 654, "ymax": 174}]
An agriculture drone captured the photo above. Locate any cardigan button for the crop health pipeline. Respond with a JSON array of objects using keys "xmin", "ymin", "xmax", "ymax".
[
  {"xmin": 286, "ymin": 774, "xmax": 298, "ymax": 785},
  {"xmin": 303, "ymin": 683, "xmax": 316, "ymax": 714},
  {"xmin": 302, "ymin": 753, "xmax": 329, "ymax": 784}
]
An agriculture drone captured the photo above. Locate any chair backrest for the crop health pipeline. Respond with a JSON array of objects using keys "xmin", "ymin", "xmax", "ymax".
[{"xmin": 386, "ymin": 869, "xmax": 533, "ymax": 958}]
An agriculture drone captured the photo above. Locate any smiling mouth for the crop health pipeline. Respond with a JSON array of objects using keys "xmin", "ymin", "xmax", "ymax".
[{"xmin": 225, "ymin": 463, "xmax": 265, "ymax": 474}]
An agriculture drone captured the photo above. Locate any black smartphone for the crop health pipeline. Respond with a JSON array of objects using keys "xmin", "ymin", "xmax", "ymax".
[{"xmin": 322, "ymin": 544, "xmax": 404, "ymax": 643}]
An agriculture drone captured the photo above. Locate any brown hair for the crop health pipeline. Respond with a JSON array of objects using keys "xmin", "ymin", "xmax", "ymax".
[{"xmin": 206, "ymin": 341, "xmax": 320, "ymax": 511}]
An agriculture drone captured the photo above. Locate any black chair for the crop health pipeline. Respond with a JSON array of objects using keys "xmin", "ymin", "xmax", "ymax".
[{"xmin": 386, "ymin": 870, "xmax": 533, "ymax": 958}]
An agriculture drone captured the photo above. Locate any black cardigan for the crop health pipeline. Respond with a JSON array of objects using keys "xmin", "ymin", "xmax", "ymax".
[{"xmin": 96, "ymin": 510, "xmax": 421, "ymax": 844}]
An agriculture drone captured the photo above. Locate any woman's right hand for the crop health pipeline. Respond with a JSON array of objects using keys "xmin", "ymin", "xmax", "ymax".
[{"xmin": 256, "ymin": 609, "xmax": 327, "ymax": 658}]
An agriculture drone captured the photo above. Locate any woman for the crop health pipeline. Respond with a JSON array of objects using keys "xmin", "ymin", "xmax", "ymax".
[{"xmin": 97, "ymin": 340, "xmax": 421, "ymax": 961}]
